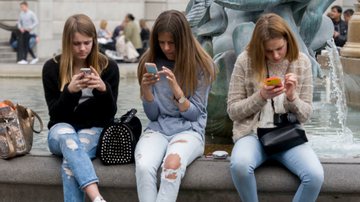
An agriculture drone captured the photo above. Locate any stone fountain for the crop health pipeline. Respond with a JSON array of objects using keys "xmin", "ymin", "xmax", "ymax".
[{"xmin": 186, "ymin": 0, "xmax": 336, "ymax": 142}]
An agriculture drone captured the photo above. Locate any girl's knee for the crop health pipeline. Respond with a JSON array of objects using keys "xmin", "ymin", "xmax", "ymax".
[
  {"xmin": 311, "ymin": 168, "xmax": 324, "ymax": 185},
  {"xmin": 302, "ymin": 166, "xmax": 324, "ymax": 187},
  {"xmin": 230, "ymin": 157, "xmax": 256, "ymax": 176},
  {"xmin": 162, "ymin": 153, "xmax": 182, "ymax": 181},
  {"xmin": 135, "ymin": 154, "xmax": 158, "ymax": 177}
]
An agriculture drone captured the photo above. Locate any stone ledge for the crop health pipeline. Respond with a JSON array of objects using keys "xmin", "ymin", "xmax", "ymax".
[{"xmin": 1, "ymin": 153, "xmax": 360, "ymax": 202}]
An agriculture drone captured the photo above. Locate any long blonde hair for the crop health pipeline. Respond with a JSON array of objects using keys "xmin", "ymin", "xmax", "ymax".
[
  {"xmin": 247, "ymin": 13, "xmax": 299, "ymax": 82},
  {"xmin": 59, "ymin": 14, "xmax": 108, "ymax": 91},
  {"xmin": 137, "ymin": 10, "xmax": 215, "ymax": 96}
]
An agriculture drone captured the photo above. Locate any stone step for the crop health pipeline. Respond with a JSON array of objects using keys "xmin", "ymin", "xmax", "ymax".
[
  {"xmin": 0, "ymin": 58, "xmax": 16, "ymax": 63},
  {"xmin": 0, "ymin": 45, "xmax": 13, "ymax": 51},
  {"xmin": 0, "ymin": 41, "xmax": 9, "ymax": 46},
  {"xmin": 0, "ymin": 52, "xmax": 16, "ymax": 62},
  {"xmin": 0, "ymin": 53, "xmax": 16, "ymax": 58},
  {"xmin": 0, "ymin": 40, "xmax": 17, "ymax": 63}
]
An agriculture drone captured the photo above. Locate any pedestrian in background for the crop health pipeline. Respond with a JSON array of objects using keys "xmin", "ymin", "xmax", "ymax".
[
  {"xmin": 329, "ymin": 5, "xmax": 348, "ymax": 47},
  {"xmin": 123, "ymin": 13, "xmax": 142, "ymax": 56},
  {"xmin": 16, "ymin": 1, "xmax": 38, "ymax": 64},
  {"xmin": 343, "ymin": 8, "xmax": 354, "ymax": 25}
]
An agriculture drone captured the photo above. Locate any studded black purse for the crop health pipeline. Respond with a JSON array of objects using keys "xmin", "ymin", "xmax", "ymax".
[{"xmin": 97, "ymin": 108, "xmax": 142, "ymax": 165}]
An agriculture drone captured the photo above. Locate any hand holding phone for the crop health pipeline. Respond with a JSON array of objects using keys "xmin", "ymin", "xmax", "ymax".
[
  {"xmin": 264, "ymin": 76, "xmax": 282, "ymax": 86},
  {"xmin": 145, "ymin": 63, "xmax": 158, "ymax": 74}
]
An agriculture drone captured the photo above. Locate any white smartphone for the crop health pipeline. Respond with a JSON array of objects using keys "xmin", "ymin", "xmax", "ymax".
[
  {"xmin": 145, "ymin": 63, "xmax": 158, "ymax": 74},
  {"xmin": 80, "ymin": 67, "xmax": 91, "ymax": 75}
]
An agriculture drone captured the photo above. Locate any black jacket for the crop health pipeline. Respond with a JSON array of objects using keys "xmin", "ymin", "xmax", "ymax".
[
  {"xmin": 333, "ymin": 19, "xmax": 348, "ymax": 47},
  {"xmin": 42, "ymin": 56, "xmax": 120, "ymax": 129}
]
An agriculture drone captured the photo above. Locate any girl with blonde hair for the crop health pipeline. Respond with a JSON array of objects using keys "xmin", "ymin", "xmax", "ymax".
[
  {"xmin": 42, "ymin": 14, "xmax": 119, "ymax": 202},
  {"xmin": 227, "ymin": 13, "xmax": 324, "ymax": 202}
]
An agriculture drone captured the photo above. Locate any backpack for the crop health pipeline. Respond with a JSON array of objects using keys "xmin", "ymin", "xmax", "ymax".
[{"xmin": 97, "ymin": 108, "xmax": 142, "ymax": 165}]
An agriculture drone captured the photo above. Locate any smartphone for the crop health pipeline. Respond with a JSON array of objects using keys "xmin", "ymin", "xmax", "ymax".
[
  {"xmin": 145, "ymin": 63, "xmax": 158, "ymax": 74},
  {"xmin": 80, "ymin": 67, "xmax": 91, "ymax": 75},
  {"xmin": 264, "ymin": 77, "xmax": 282, "ymax": 86}
]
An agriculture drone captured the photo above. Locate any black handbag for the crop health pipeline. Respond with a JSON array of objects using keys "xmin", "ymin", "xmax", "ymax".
[
  {"xmin": 97, "ymin": 108, "xmax": 142, "ymax": 165},
  {"xmin": 257, "ymin": 122, "xmax": 308, "ymax": 155}
]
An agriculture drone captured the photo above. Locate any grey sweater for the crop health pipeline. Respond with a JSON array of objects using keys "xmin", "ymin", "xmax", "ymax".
[
  {"xmin": 17, "ymin": 9, "xmax": 38, "ymax": 33},
  {"xmin": 142, "ymin": 58, "xmax": 212, "ymax": 140}
]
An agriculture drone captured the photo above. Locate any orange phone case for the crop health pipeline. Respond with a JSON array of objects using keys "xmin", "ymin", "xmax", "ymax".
[{"xmin": 264, "ymin": 77, "xmax": 282, "ymax": 86}]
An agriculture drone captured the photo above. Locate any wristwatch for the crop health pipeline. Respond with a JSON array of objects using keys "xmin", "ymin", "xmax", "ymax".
[{"xmin": 176, "ymin": 95, "xmax": 187, "ymax": 104}]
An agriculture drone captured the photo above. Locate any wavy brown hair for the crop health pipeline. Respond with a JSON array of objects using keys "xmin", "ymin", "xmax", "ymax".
[
  {"xmin": 58, "ymin": 14, "xmax": 108, "ymax": 91},
  {"xmin": 137, "ymin": 10, "xmax": 215, "ymax": 97},
  {"xmin": 247, "ymin": 13, "xmax": 299, "ymax": 82}
]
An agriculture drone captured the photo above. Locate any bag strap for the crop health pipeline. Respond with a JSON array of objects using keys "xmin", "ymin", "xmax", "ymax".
[
  {"xmin": 265, "ymin": 64, "xmax": 276, "ymax": 113},
  {"xmin": 1, "ymin": 100, "xmax": 44, "ymax": 133},
  {"xmin": 258, "ymin": 64, "xmax": 276, "ymax": 122},
  {"xmin": 122, "ymin": 108, "xmax": 137, "ymax": 123},
  {"xmin": 27, "ymin": 108, "xmax": 44, "ymax": 133}
]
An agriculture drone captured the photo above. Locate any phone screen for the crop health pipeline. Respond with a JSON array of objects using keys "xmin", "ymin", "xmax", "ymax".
[
  {"xmin": 80, "ymin": 68, "xmax": 91, "ymax": 75},
  {"xmin": 145, "ymin": 63, "xmax": 158, "ymax": 74}
]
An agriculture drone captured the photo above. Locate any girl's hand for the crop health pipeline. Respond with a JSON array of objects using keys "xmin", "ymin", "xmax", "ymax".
[
  {"xmin": 68, "ymin": 72, "xmax": 89, "ymax": 93},
  {"xmin": 141, "ymin": 69, "xmax": 160, "ymax": 102},
  {"xmin": 159, "ymin": 66, "xmax": 183, "ymax": 98},
  {"xmin": 86, "ymin": 66, "xmax": 106, "ymax": 92},
  {"xmin": 260, "ymin": 83, "xmax": 285, "ymax": 100},
  {"xmin": 284, "ymin": 73, "xmax": 298, "ymax": 101}
]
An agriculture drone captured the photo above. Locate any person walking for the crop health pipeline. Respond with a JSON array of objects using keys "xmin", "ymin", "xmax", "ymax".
[
  {"xmin": 135, "ymin": 10, "xmax": 216, "ymax": 202},
  {"xmin": 16, "ymin": 1, "xmax": 38, "ymax": 64},
  {"xmin": 42, "ymin": 14, "xmax": 119, "ymax": 202},
  {"xmin": 227, "ymin": 13, "xmax": 324, "ymax": 202}
]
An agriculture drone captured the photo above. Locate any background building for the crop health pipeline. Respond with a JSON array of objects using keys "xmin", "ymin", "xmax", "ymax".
[{"xmin": 0, "ymin": 0, "xmax": 356, "ymax": 61}]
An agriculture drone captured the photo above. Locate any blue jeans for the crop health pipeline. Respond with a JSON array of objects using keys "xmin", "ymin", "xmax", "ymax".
[
  {"xmin": 230, "ymin": 134, "xmax": 324, "ymax": 202},
  {"xmin": 135, "ymin": 130, "xmax": 204, "ymax": 202},
  {"xmin": 48, "ymin": 123, "xmax": 103, "ymax": 202}
]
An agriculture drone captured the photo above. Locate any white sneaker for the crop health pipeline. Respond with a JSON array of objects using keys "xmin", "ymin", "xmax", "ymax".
[
  {"xmin": 93, "ymin": 196, "xmax": 106, "ymax": 202},
  {"xmin": 30, "ymin": 58, "xmax": 39, "ymax": 64},
  {"xmin": 17, "ymin": 60, "xmax": 28, "ymax": 65}
]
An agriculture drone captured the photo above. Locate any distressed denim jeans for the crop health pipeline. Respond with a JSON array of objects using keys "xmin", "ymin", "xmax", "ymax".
[
  {"xmin": 230, "ymin": 134, "xmax": 324, "ymax": 202},
  {"xmin": 135, "ymin": 130, "xmax": 204, "ymax": 202},
  {"xmin": 48, "ymin": 123, "xmax": 103, "ymax": 202}
]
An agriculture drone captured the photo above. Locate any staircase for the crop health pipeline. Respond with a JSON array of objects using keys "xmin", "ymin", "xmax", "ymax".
[{"xmin": 0, "ymin": 41, "xmax": 17, "ymax": 63}]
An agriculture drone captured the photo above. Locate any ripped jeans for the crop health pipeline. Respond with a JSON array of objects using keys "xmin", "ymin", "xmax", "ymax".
[
  {"xmin": 135, "ymin": 130, "xmax": 204, "ymax": 202},
  {"xmin": 48, "ymin": 123, "xmax": 103, "ymax": 202}
]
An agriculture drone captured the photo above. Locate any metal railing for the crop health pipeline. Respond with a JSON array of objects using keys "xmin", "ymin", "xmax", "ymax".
[{"xmin": 0, "ymin": 21, "xmax": 17, "ymax": 32}]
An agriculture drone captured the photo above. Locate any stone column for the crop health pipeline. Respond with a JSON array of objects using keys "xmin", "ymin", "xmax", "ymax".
[
  {"xmin": 340, "ymin": 0, "xmax": 360, "ymax": 109},
  {"xmin": 340, "ymin": 0, "xmax": 360, "ymax": 57},
  {"xmin": 36, "ymin": 0, "xmax": 56, "ymax": 60}
]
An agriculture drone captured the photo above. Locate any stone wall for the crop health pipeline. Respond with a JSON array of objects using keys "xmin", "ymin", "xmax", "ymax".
[{"xmin": 1, "ymin": 152, "xmax": 360, "ymax": 202}]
